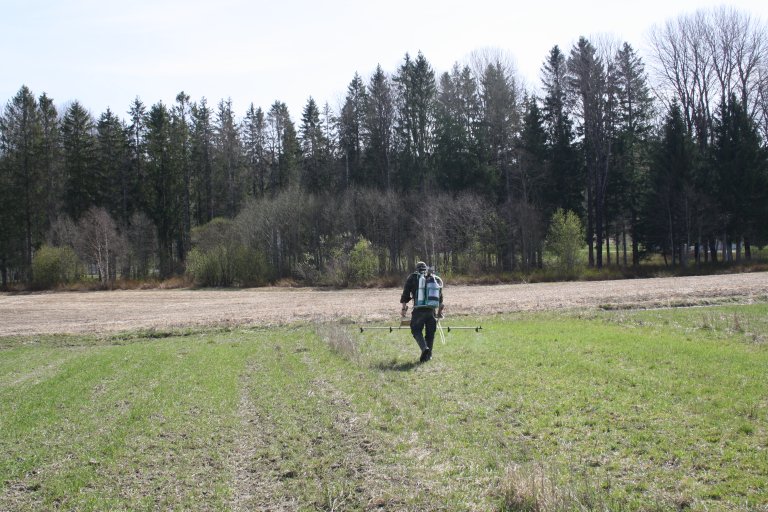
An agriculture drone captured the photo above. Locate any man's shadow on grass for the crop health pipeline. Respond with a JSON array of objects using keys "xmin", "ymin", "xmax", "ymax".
[{"xmin": 372, "ymin": 358, "xmax": 421, "ymax": 372}]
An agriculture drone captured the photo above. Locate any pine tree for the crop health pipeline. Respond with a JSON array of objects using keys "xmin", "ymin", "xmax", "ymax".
[
  {"xmin": 518, "ymin": 96, "xmax": 548, "ymax": 209},
  {"xmin": 266, "ymin": 101, "xmax": 299, "ymax": 192},
  {"xmin": 127, "ymin": 98, "xmax": 147, "ymax": 215}
]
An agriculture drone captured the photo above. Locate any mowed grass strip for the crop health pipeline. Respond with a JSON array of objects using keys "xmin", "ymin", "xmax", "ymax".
[{"xmin": 1, "ymin": 304, "xmax": 767, "ymax": 511}]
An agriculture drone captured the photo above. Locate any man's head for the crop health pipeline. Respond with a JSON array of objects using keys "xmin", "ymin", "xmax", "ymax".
[{"xmin": 415, "ymin": 261, "xmax": 427, "ymax": 273}]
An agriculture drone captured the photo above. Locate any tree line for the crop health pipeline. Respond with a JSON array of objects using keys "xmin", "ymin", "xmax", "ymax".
[{"xmin": 2, "ymin": 6, "xmax": 767, "ymax": 288}]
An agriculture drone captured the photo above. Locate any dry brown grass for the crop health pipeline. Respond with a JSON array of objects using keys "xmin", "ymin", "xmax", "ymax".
[
  {"xmin": 316, "ymin": 323, "xmax": 360, "ymax": 362},
  {"xmin": 498, "ymin": 464, "xmax": 625, "ymax": 512}
]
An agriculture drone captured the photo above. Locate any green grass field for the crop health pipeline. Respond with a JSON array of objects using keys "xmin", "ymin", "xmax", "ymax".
[{"xmin": 1, "ymin": 305, "xmax": 767, "ymax": 511}]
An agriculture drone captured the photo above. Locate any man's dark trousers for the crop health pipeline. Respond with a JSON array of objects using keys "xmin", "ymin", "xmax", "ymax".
[{"xmin": 410, "ymin": 308, "xmax": 436, "ymax": 351}]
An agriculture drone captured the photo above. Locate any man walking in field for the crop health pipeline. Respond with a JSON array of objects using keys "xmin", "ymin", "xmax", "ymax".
[{"xmin": 400, "ymin": 261, "xmax": 444, "ymax": 363}]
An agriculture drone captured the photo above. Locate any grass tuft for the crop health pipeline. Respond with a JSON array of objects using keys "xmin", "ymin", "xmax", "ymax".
[
  {"xmin": 498, "ymin": 463, "xmax": 624, "ymax": 512},
  {"xmin": 316, "ymin": 323, "xmax": 360, "ymax": 362}
]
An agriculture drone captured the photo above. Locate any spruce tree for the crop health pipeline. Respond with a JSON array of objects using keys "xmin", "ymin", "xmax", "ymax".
[
  {"xmin": 144, "ymin": 102, "xmax": 182, "ymax": 276},
  {"xmin": 61, "ymin": 101, "xmax": 97, "ymax": 221},
  {"xmin": 38, "ymin": 93, "xmax": 62, "ymax": 230},
  {"xmin": 611, "ymin": 43, "xmax": 654, "ymax": 266},
  {"xmin": 0, "ymin": 86, "xmax": 43, "ymax": 277},
  {"xmin": 641, "ymin": 102, "xmax": 697, "ymax": 265},
  {"xmin": 435, "ymin": 64, "xmax": 488, "ymax": 193},
  {"xmin": 479, "ymin": 61, "xmax": 519, "ymax": 202},
  {"xmin": 242, "ymin": 103, "xmax": 267, "ymax": 197},
  {"xmin": 214, "ymin": 98, "xmax": 242, "ymax": 218},
  {"xmin": 95, "ymin": 108, "xmax": 131, "ymax": 227},
  {"xmin": 711, "ymin": 95, "xmax": 768, "ymax": 259},
  {"xmin": 190, "ymin": 98, "xmax": 214, "ymax": 224},
  {"xmin": 299, "ymin": 97, "xmax": 330, "ymax": 191},
  {"xmin": 394, "ymin": 52, "xmax": 437, "ymax": 191},
  {"xmin": 338, "ymin": 73, "xmax": 367, "ymax": 187},
  {"xmin": 541, "ymin": 46, "xmax": 581, "ymax": 218},
  {"xmin": 363, "ymin": 65, "xmax": 395, "ymax": 189}
]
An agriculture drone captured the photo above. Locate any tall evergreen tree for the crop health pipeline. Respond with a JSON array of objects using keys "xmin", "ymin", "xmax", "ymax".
[
  {"xmin": 95, "ymin": 108, "xmax": 131, "ymax": 227},
  {"xmin": 0, "ymin": 86, "xmax": 43, "ymax": 278},
  {"xmin": 38, "ymin": 93, "xmax": 62, "ymax": 230},
  {"xmin": 477, "ymin": 60, "xmax": 521, "ymax": 270},
  {"xmin": 610, "ymin": 43, "xmax": 654, "ymax": 266},
  {"xmin": 61, "ymin": 101, "xmax": 97, "ymax": 220},
  {"xmin": 266, "ymin": 101, "xmax": 299, "ymax": 192},
  {"xmin": 479, "ymin": 61, "xmax": 519, "ymax": 202},
  {"xmin": 320, "ymin": 101, "xmax": 340, "ymax": 188},
  {"xmin": 711, "ymin": 94, "xmax": 768, "ymax": 259},
  {"xmin": 242, "ymin": 103, "xmax": 268, "ymax": 197},
  {"xmin": 144, "ymin": 102, "xmax": 182, "ymax": 276},
  {"xmin": 435, "ymin": 64, "xmax": 489, "ymax": 193},
  {"xmin": 190, "ymin": 98, "xmax": 214, "ymax": 224},
  {"xmin": 364, "ymin": 65, "xmax": 395, "ymax": 189},
  {"xmin": 394, "ymin": 52, "xmax": 437, "ymax": 191},
  {"xmin": 299, "ymin": 97, "xmax": 330, "ymax": 191},
  {"xmin": 171, "ymin": 91, "xmax": 192, "ymax": 260},
  {"xmin": 641, "ymin": 102, "xmax": 697, "ymax": 265},
  {"xmin": 214, "ymin": 98, "xmax": 242, "ymax": 218},
  {"xmin": 127, "ymin": 97, "xmax": 147, "ymax": 224},
  {"xmin": 338, "ymin": 73, "xmax": 367, "ymax": 187},
  {"xmin": 568, "ymin": 37, "xmax": 609, "ymax": 268},
  {"xmin": 518, "ymin": 96, "xmax": 548, "ymax": 208},
  {"xmin": 540, "ymin": 46, "xmax": 581, "ymax": 218},
  {"xmin": 515, "ymin": 95, "xmax": 549, "ymax": 269}
]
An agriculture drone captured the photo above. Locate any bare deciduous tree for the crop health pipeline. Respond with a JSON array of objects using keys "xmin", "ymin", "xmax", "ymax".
[
  {"xmin": 76, "ymin": 207, "xmax": 127, "ymax": 285},
  {"xmin": 649, "ymin": 7, "xmax": 767, "ymax": 146}
]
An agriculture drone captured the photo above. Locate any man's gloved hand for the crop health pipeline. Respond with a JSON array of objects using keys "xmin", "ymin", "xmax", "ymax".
[
  {"xmin": 401, "ymin": 303, "xmax": 408, "ymax": 318},
  {"xmin": 437, "ymin": 305, "xmax": 445, "ymax": 319}
]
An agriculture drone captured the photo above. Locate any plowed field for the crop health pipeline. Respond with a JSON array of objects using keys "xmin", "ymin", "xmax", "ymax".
[{"xmin": 2, "ymin": 272, "xmax": 767, "ymax": 336}]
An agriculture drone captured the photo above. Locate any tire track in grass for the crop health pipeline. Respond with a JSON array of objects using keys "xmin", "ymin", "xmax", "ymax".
[
  {"xmin": 229, "ymin": 359, "xmax": 299, "ymax": 511},
  {"xmin": 230, "ymin": 332, "xmax": 417, "ymax": 510},
  {"xmin": 300, "ymin": 327, "xmax": 423, "ymax": 510}
]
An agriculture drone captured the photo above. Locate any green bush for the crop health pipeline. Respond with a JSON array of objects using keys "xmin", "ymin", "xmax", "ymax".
[
  {"xmin": 186, "ymin": 245, "xmax": 269, "ymax": 287},
  {"xmin": 186, "ymin": 217, "xmax": 272, "ymax": 287},
  {"xmin": 231, "ymin": 246, "xmax": 270, "ymax": 287},
  {"xmin": 349, "ymin": 238, "xmax": 378, "ymax": 284},
  {"xmin": 546, "ymin": 209, "xmax": 585, "ymax": 273},
  {"xmin": 31, "ymin": 245, "xmax": 81, "ymax": 289}
]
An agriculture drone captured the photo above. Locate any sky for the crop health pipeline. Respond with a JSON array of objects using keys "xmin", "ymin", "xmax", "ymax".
[{"xmin": 2, "ymin": 0, "xmax": 767, "ymax": 122}]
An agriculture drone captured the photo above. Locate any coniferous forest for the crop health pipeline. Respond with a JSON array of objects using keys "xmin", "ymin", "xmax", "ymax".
[{"xmin": 2, "ymin": 7, "xmax": 768, "ymax": 289}]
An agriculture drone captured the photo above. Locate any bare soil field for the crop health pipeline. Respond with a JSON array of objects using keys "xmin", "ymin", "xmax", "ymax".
[{"xmin": 2, "ymin": 272, "xmax": 768, "ymax": 336}]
